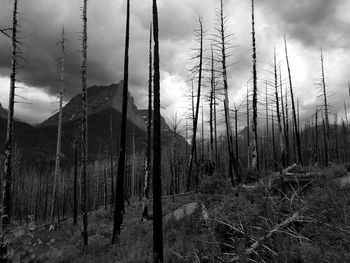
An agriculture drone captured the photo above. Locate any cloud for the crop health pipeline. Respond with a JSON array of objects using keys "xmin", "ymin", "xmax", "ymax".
[{"xmin": 0, "ymin": 0, "xmax": 349, "ymax": 131}]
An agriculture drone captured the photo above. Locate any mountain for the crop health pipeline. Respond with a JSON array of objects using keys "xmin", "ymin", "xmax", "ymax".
[
  {"xmin": 0, "ymin": 81, "xmax": 186, "ymax": 165},
  {"xmin": 0, "ymin": 103, "xmax": 8, "ymax": 119}
]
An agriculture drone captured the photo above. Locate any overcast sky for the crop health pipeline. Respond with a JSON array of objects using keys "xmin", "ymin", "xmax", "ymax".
[{"xmin": 0, "ymin": 0, "xmax": 349, "ymax": 129}]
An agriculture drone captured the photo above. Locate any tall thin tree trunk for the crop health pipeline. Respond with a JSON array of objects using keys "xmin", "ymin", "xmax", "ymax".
[
  {"xmin": 73, "ymin": 138, "xmax": 78, "ymax": 225},
  {"xmin": 234, "ymin": 107, "xmax": 239, "ymax": 164},
  {"xmin": 272, "ymin": 110, "xmax": 277, "ymax": 171},
  {"xmin": 80, "ymin": 0, "xmax": 89, "ymax": 246},
  {"xmin": 109, "ymin": 100, "xmax": 115, "ymax": 209},
  {"xmin": 251, "ymin": 0, "xmax": 259, "ymax": 171},
  {"xmin": 322, "ymin": 116, "xmax": 328, "ymax": 167},
  {"xmin": 142, "ymin": 24, "xmax": 152, "ymax": 221},
  {"xmin": 112, "ymin": 0, "xmax": 130, "ymax": 243},
  {"xmin": 50, "ymin": 27, "xmax": 65, "ymax": 230},
  {"xmin": 247, "ymin": 86, "xmax": 250, "ymax": 168},
  {"xmin": 314, "ymin": 109, "xmax": 319, "ymax": 166},
  {"xmin": 209, "ymin": 45, "xmax": 215, "ymax": 164},
  {"xmin": 320, "ymin": 48, "xmax": 330, "ymax": 165},
  {"xmin": 2, "ymin": 0, "xmax": 18, "ymax": 228},
  {"xmin": 152, "ymin": 0, "xmax": 164, "ymax": 261},
  {"xmin": 274, "ymin": 50, "xmax": 286, "ymax": 169},
  {"xmin": 284, "ymin": 36, "xmax": 303, "ymax": 165},
  {"xmin": 219, "ymin": 0, "xmax": 240, "ymax": 184},
  {"xmin": 187, "ymin": 18, "xmax": 203, "ymax": 191},
  {"xmin": 334, "ymin": 114, "xmax": 339, "ymax": 164},
  {"xmin": 265, "ymin": 82, "xmax": 269, "ymax": 171}
]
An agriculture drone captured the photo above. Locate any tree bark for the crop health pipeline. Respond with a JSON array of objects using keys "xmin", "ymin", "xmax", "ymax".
[
  {"xmin": 2, "ymin": 0, "xmax": 18, "ymax": 228},
  {"xmin": 50, "ymin": 27, "xmax": 65, "ymax": 230},
  {"xmin": 284, "ymin": 36, "xmax": 303, "ymax": 166},
  {"xmin": 251, "ymin": 0, "xmax": 259, "ymax": 171},
  {"xmin": 320, "ymin": 48, "xmax": 330, "ymax": 165},
  {"xmin": 152, "ymin": 0, "xmax": 164, "ymax": 261},
  {"xmin": 187, "ymin": 18, "xmax": 203, "ymax": 191},
  {"xmin": 274, "ymin": 49, "xmax": 286, "ymax": 169},
  {"xmin": 80, "ymin": 0, "xmax": 89, "ymax": 246},
  {"xmin": 73, "ymin": 138, "xmax": 78, "ymax": 225},
  {"xmin": 112, "ymin": 0, "xmax": 130, "ymax": 243},
  {"xmin": 142, "ymin": 24, "xmax": 152, "ymax": 221}
]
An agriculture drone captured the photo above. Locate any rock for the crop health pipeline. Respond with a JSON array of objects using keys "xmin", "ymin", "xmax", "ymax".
[
  {"xmin": 28, "ymin": 222, "xmax": 36, "ymax": 231},
  {"xmin": 164, "ymin": 202, "xmax": 209, "ymax": 222},
  {"xmin": 332, "ymin": 174, "xmax": 350, "ymax": 188}
]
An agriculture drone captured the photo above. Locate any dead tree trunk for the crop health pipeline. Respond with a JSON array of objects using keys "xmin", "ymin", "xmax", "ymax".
[
  {"xmin": 271, "ymin": 110, "xmax": 277, "ymax": 171},
  {"xmin": 141, "ymin": 24, "xmax": 152, "ymax": 221},
  {"xmin": 112, "ymin": 0, "xmax": 130, "ymax": 243},
  {"xmin": 314, "ymin": 109, "xmax": 319, "ymax": 166},
  {"xmin": 50, "ymin": 27, "xmax": 65, "ymax": 230},
  {"xmin": 152, "ymin": 0, "xmax": 164, "ymax": 261},
  {"xmin": 80, "ymin": 0, "xmax": 89, "ymax": 246},
  {"xmin": 334, "ymin": 114, "xmax": 339, "ymax": 163},
  {"xmin": 73, "ymin": 138, "xmax": 78, "ymax": 225},
  {"xmin": 274, "ymin": 49, "xmax": 286, "ymax": 168},
  {"xmin": 187, "ymin": 18, "xmax": 203, "ymax": 191},
  {"xmin": 108, "ymin": 99, "xmax": 115, "ymax": 210},
  {"xmin": 209, "ymin": 45, "xmax": 215, "ymax": 164},
  {"xmin": 265, "ymin": 82, "xmax": 269, "ymax": 171},
  {"xmin": 284, "ymin": 36, "xmax": 303, "ymax": 166},
  {"xmin": 251, "ymin": 0, "xmax": 259, "ymax": 171},
  {"xmin": 234, "ymin": 107, "xmax": 239, "ymax": 164},
  {"xmin": 322, "ymin": 116, "xmax": 328, "ymax": 167},
  {"xmin": 320, "ymin": 48, "xmax": 330, "ymax": 165},
  {"xmin": 2, "ymin": 0, "xmax": 18, "ymax": 228},
  {"xmin": 218, "ymin": 0, "xmax": 240, "ymax": 185},
  {"xmin": 247, "ymin": 86, "xmax": 250, "ymax": 168}
]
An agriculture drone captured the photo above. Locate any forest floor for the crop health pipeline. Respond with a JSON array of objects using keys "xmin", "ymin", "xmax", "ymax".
[
  {"xmin": 5, "ymin": 193, "xmax": 204, "ymax": 262},
  {"xmin": 4, "ymin": 165, "xmax": 350, "ymax": 262}
]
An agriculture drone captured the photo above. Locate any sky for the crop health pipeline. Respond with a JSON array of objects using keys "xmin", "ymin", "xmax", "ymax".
[{"xmin": 0, "ymin": 0, "xmax": 349, "ymax": 130}]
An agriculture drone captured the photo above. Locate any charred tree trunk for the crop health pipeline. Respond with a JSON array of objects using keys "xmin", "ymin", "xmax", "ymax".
[
  {"xmin": 80, "ymin": 0, "xmax": 89, "ymax": 246},
  {"xmin": 112, "ymin": 0, "xmax": 130, "ymax": 243},
  {"xmin": 50, "ymin": 27, "xmax": 65, "ymax": 230},
  {"xmin": 2, "ymin": 0, "xmax": 18, "ymax": 228},
  {"xmin": 284, "ymin": 36, "xmax": 303, "ymax": 166},
  {"xmin": 251, "ymin": 0, "xmax": 259, "ymax": 171},
  {"xmin": 142, "ymin": 24, "xmax": 152, "ymax": 221},
  {"xmin": 209, "ymin": 46, "xmax": 215, "ymax": 164},
  {"xmin": 187, "ymin": 18, "xmax": 203, "ymax": 191},
  {"xmin": 274, "ymin": 50, "xmax": 286, "ymax": 168},
  {"xmin": 247, "ymin": 86, "xmax": 250, "ymax": 168},
  {"xmin": 73, "ymin": 138, "xmax": 78, "ymax": 226},
  {"xmin": 152, "ymin": 0, "xmax": 164, "ymax": 261},
  {"xmin": 322, "ymin": 116, "xmax": 328, "ymax": 167},
  {"xmin": 320, "ymin": 48, "xmax": 330, "ymax": 165},
  {"xmin": 218, "ymin": 0, "xmax": 240, "ymax": 185},
  {"xmin": 314, "ymin": 109, "xmax": 319, "ymax": 166}
]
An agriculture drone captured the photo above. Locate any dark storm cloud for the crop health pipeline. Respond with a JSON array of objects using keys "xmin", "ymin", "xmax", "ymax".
[{"xmin": 0, "ymin": 0, "xmax": 215, "ymax": 101}]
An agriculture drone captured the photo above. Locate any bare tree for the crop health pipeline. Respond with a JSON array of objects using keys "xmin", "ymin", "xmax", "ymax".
[
  {"xmin": 152, "ymin": 0, "xmax": 164, "ymax": 261},
  {"xmin": 214, "ymin": 0, "xmax": 241, "ymax": 185},
  {"xmin": 320, "ymin": 48, "xmax": 330, "ymax": 165},
  {"xmin": 251, "ymin": 0, "xmax": 259, "ymax": 171},
  {"xmin": 73, "ymin": 137, "xmax": 78, "ymax": 225},
  {"xmin": 2, "ymin": 0, "xmax": 19, "ymax": 228},
  {"xmin": 209, "ymin": 45, "xmax": 215, "ymax": 164},
  {"xmin": 80, "ymin": 0, "xmax": 89, "ymax": 246},
  {"xmin": 284, "ymin": 36, "xmax": 303, "ymax": 166},
  {"xmin": 50, "ymin": 27, "xmax": 65, "ymax": 230},
  {"xmin": 112, "ymin": 0, "xmax": 130, "ymax": 243},
  {"xmin": 274, "ymin": 48, "xmax": 286, "ymax": 168},
  {"xmin": 141, "ymin": 24, "xmax": 152, "ymax": 221},
  {"xmin": 187, "ymin": 17, "xmax": 204, "ymax": 191}
]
